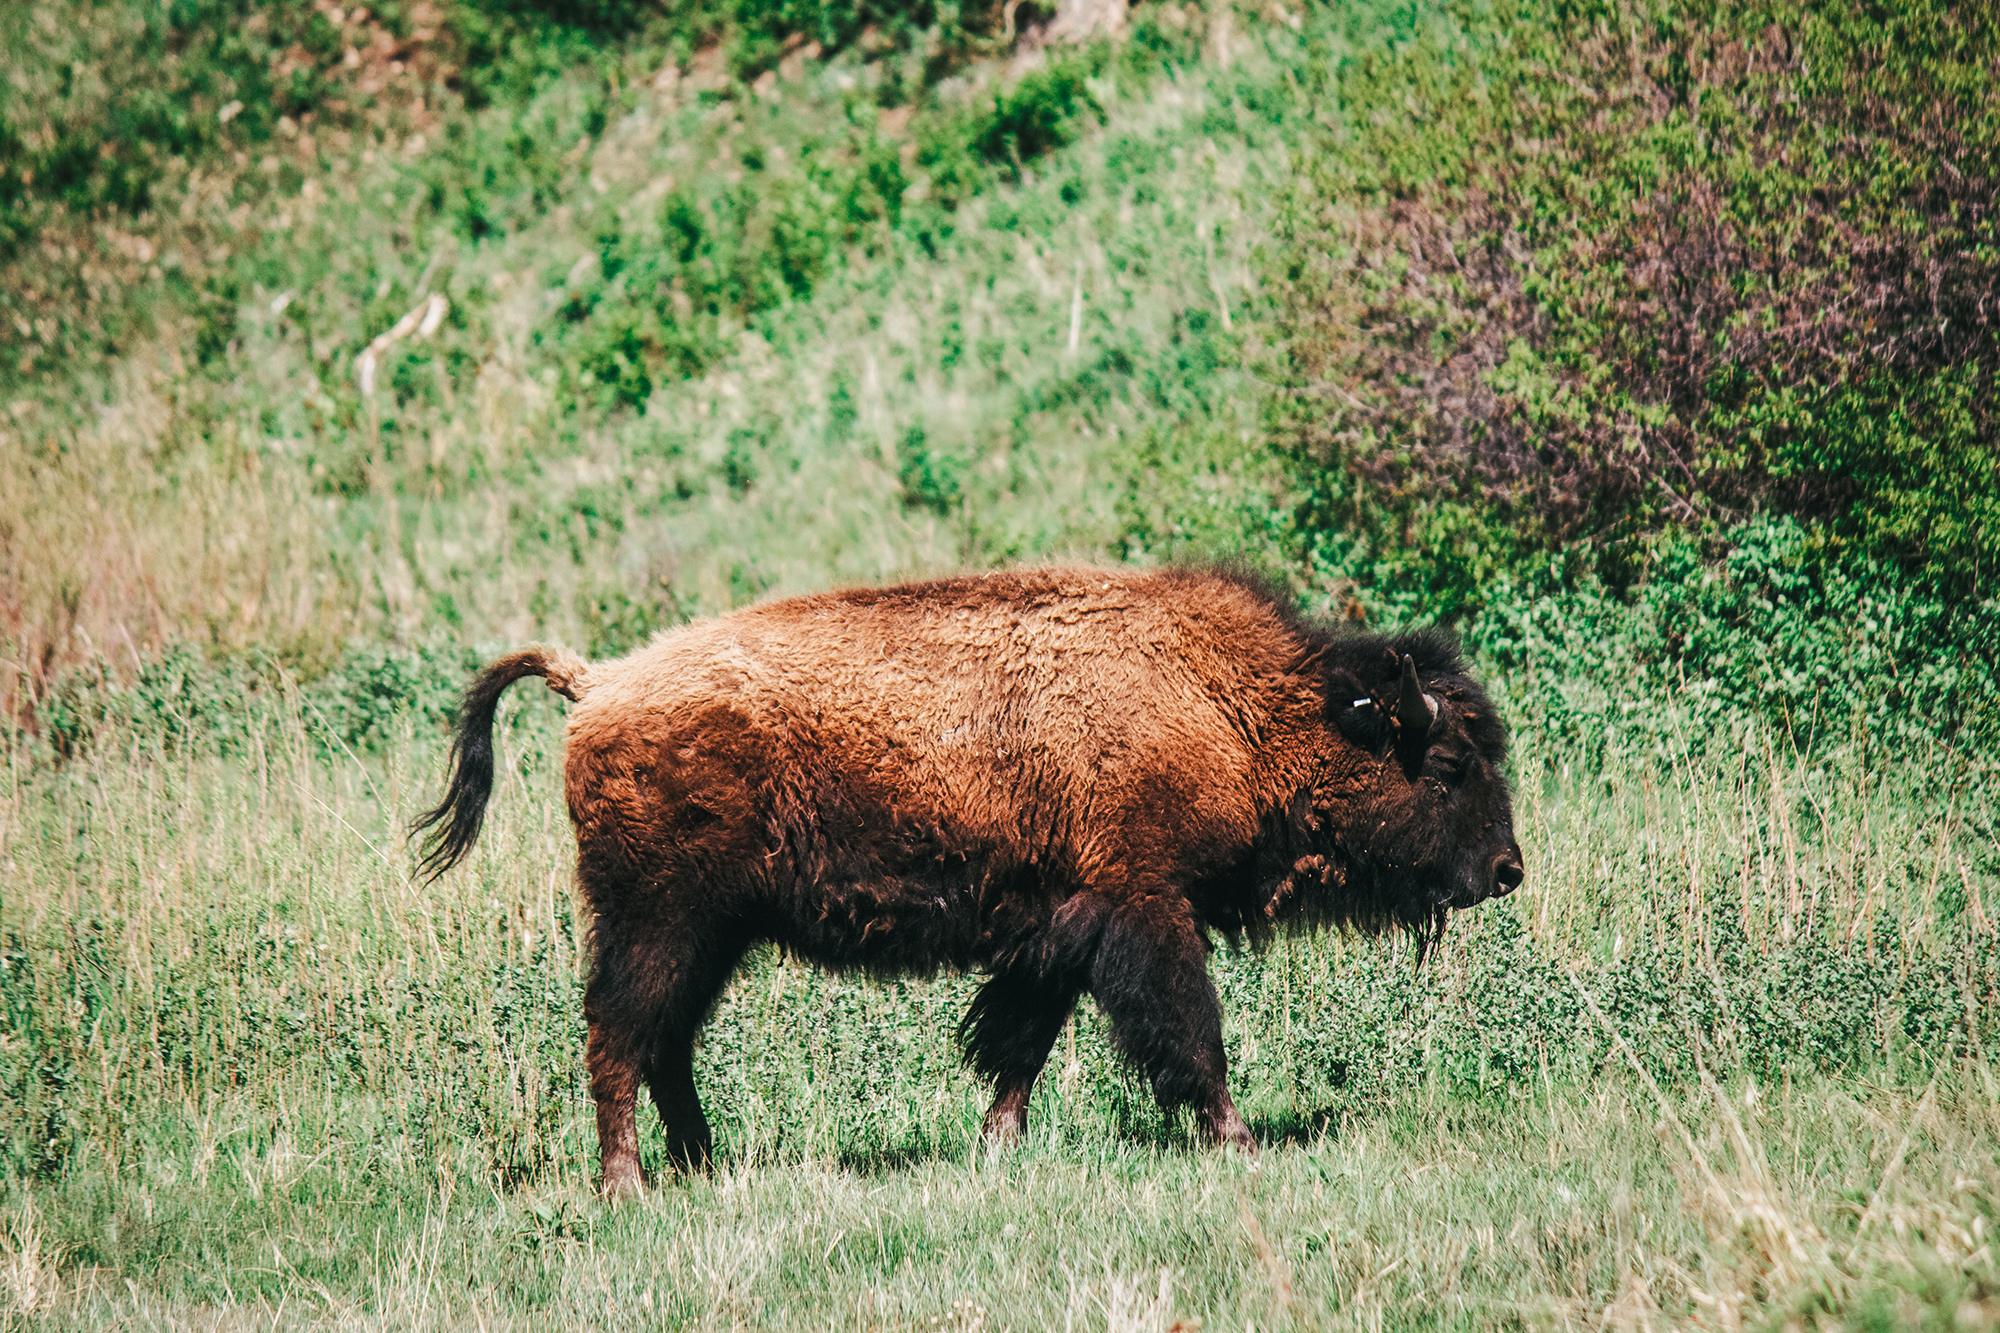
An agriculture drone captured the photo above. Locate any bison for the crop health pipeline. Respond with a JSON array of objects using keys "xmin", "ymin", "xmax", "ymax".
[{"xmin": 413, "ymin": 566, "xmax": 1521, "ymax": 1193}]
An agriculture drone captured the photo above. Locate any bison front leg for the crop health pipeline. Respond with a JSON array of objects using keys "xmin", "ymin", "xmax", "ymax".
[
  {"xmin": 959, "ymin": 971, "xmax": 1083, "ymax": 1142},
  {"xmin": 1089, "ymin": 899, "xmax": 1255, "ymax": 1152}
]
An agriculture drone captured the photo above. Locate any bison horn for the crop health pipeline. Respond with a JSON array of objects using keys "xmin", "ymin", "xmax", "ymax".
[{"xmin": 1398, "ymin": 655, "xmax": 1438, "ymax": 740}]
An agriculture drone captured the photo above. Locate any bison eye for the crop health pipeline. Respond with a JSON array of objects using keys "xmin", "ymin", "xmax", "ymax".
[{"xmin": 1432, "ymin": 754, "xmax": 1469, "ymax": 785}]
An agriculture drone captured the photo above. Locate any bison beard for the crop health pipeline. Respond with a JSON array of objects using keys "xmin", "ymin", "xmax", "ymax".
[{"xmin": 412, "ymin": 567, "xmax": 1523, "ymax": 1193}]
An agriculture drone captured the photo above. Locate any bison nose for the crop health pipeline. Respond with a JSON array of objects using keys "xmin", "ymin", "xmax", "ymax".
[{"xmin": 1493, "ymin": 854, "xmax": 1524, "ymax": 896}]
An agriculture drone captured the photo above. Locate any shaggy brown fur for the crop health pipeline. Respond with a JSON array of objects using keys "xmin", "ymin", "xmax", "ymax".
[{"xmin": 413, "ymin": 567, "xmax": 1523, "ymax": 1193}]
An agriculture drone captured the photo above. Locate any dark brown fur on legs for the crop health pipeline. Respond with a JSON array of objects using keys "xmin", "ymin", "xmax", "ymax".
[
  {"xmin": 645, "ymin": 1040, "xmax": 712, "ymax": 1172},
  {"xmin": 588, "ymin": 978, "xmax": 727, "ymax": 1192},
  {"xmin": 586, "ymin": 1016, "xmax": 645, "ymax": 1197},
  {"xmin": 412, "ymin": 568, "xmax": 1525, "ymax": 1190},
  {"xmin": 583, "ymin": 886, "xmax": 745, "ymax": 1191},
  {"xmin": 960, "ymin": 970, "xmax": 1085, "ymax": 1141},
  {"xmin": 1091, "ymin": 895, "xmax": 1255, "ymax": 1151}
]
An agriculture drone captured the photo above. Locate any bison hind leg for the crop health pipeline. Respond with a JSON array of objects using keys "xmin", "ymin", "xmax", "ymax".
[
  {"xmin": 958, "ymin": 971, "xmax": 1082, "ymax": 1143},
  {"xmin": 586, "ymin": 908, "xmax": 746, "ymax": 1192}
]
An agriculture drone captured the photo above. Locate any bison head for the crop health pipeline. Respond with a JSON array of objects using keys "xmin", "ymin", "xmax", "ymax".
[{"xmin": 1314, "ymin": 632, "xmax": 1522, "ymax": 929}]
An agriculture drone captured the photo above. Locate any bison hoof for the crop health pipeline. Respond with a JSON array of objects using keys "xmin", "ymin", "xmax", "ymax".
[
  {"xmin": 980, "ymin": 1114, "xmax": 1026, "ymax": 1153},
  {"xmin": 599, "ymin": 1159, "xmax": 647, "ymax": 1198},
  {"xmin": 1205, "ymin": 1107, "xmax": 1258, "ymax": 1155},
  {"xmin": 980, "ymin": 1088, "xmax": 1032, "ymax": 1145}
]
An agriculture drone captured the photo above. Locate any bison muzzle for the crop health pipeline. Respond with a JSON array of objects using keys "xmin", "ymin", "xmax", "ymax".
[{"xmin": 413, "ymin": 567, "xmax": 1521, "ymax": 1193}]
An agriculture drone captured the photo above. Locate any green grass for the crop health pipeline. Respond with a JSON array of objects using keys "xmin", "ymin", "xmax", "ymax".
[
  {"xmin": 4, "ymin": 664, "xmax": 1996, "ymax": 1328},
  {"xmin": 11, "ymin": 1074, "xmax": 2000, "ymax": 1329}
]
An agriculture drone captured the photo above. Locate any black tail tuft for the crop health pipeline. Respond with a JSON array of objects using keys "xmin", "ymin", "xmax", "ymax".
[{"xmin": 409, "ymin": 650, "xmax": 573, "ymax": 880}]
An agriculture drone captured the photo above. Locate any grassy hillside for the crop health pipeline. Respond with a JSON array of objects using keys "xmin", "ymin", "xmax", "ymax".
[
  {"xmin": 3, "ymin": 0, "xmax": 1998, "ymax": 1328},
  {"xmin": 3, "ymin": 0, "xmax": 1301, "ymax": 719}
]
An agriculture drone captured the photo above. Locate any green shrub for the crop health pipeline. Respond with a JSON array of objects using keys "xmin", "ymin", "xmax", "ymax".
[
  {"xmin": 26, "ymin": 647, "xmax": 283, "ymax": 760},
  {"xmin": 916, "ymin": 46, "xmax": 1107, "ymax": 205},
  {"xmin": 304, "ymin": 642, "xmax": 488, "ymax": 753},
  {"xmin": 896, "ymin": 424, "xmax": 962, "ymax": 515},
  {"xmin": 1271, "ymin": 0, "xmax": 2000, "ymax": 600},
  {"xmin": 445, "ymin": 0, "xmax": 987, "ymax": 102},
  {"xmin": 575, "ymin": 581, "xmax": 687, "ymax": 657},
  {"xmin": 0, "ymin": 1, "xmax": 342, "ymax": 245},
  {"xmin": 1453, "ymin": 517, "xmax": 2000, "ymax": 762}
]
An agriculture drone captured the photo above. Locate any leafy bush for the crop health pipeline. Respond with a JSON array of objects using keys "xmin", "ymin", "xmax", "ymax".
[
  {"xmin": 303, "ymin": 641, "xmax": 488, "ymax": 752},
  {"xmin": 896, "ymin": 424, "xmax": 964, "ymax": 515},
  {"xmin": 1455, "ymin": 517, "xmax": 2000, "ymax": 762},
  {"xmin": 545, "ymin": 46, "xmax": 1109, "ymax": 404},
  {"xmin": 1273, "ymin": 0, "xmax": 2000, "ymax": 598},
  {"xmin": 27, "ymin": 647, "xmax": 282, "ymax": 759},
  {"xmin": 448, "ymin": 0, "xmax": 989, "ymax": 103},
  {"xmin": 564, "ymin": 137, "xmax": 909, "ymax": 404},
  {"xmin": 917, "ymin": 48, "xmax": 1107, "ymax": 201}
]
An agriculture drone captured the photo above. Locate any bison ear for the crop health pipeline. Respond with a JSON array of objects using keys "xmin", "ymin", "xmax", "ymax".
[
  {"xmin": 1327, "ymin": 667, "xmax": 1387, "ymax": 746},
  {"xmin": 1397, "ymin": 654, "xmax": 1439, "ymax": 742}
]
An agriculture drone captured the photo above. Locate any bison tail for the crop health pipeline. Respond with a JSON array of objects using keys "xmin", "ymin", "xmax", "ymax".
[{"xmin": 409, "ymin": 645, "xmax": 591, "ymax": 880}]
